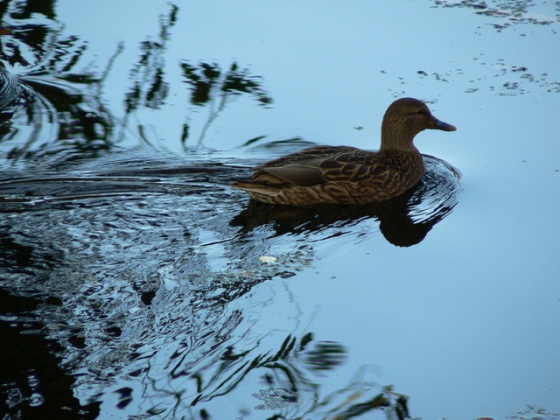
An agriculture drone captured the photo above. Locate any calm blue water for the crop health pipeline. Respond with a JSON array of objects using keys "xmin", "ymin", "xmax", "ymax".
[{"xmin": 1, "ymin": 1, "xmax": 559, "ymax": 419}]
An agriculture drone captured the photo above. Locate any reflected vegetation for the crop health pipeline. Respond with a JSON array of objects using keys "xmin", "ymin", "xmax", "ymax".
[
  {"xmin": 0, "ymin": 2, "xmax": 273, "ymax": 165},
  {"xmin": 185, "ymin": 333, "xmax": 409, "ymax": 420},
  {"xmin": 180, "ymin": 61, "xmax": 273, "ymax": 146},
  {"xmin": 124, "ymin": 6, "xmax": 177, "ymax": 122},
  {"xmin": 0, "ymin": 2, "xmax": 119, "ymax": 163},
  {"xmin": 0, "ymin": 2, "xmax": 57, "ymax": 67}
]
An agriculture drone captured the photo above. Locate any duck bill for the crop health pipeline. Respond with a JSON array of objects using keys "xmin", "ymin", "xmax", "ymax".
[{"xmin": 428, "ymin": 116, "xmax": 456, "ymax": 132}]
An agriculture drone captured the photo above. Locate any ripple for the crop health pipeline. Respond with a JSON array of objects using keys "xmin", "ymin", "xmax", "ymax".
[{"xmin": 0, "ymin": 150, "xmax": 455, "ymax": 417}]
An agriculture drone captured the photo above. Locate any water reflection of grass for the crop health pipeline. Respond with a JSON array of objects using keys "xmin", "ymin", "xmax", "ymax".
[
  {"xmin": 0, "ymin": 2, "xmax": 275, "ymax": 163},
  {"xmin": 181, "ymin": 332, "xmax": 410, "ymax": 420},
  {"xmin": 180, "ymin": 61, "xmax": 273, "ymax": 147}
]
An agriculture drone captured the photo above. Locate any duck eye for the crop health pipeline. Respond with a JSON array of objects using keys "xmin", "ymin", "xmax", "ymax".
[{"xmin": 416, "ymin": 110, "xmax": 427, "ymax": 115}]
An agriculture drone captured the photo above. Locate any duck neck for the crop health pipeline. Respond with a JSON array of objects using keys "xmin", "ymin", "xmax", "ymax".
[{"xmin": 380, "ymin": 123, "xmax": 420, "ymax": 153}]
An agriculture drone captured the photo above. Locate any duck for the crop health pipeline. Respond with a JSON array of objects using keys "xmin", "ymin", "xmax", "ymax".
[{"xmin": 232, "ymin": 97, "xmax": 456, "ymax": 205}]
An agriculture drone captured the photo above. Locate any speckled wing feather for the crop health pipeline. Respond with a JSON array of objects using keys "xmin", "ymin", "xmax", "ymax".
[
  {"xmin": 252, "ymin": 145, "xmax": 380, "ymax": 185},
  {"xmin": 254, "ymin": 145, "xmax": 361, "ymax": 169}
]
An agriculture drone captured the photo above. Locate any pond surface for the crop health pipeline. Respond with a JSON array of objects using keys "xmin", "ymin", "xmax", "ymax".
[{"xmin": 0, "ymin": 1, "xmax": 559, "ymax": 419}]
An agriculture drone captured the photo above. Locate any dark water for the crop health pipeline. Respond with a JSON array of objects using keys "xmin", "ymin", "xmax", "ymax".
[{"xmin": 1, "ymin": 1, "xmax": 559, "ymax": 420}]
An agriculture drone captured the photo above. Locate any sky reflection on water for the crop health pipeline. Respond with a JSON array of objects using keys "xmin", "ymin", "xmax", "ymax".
[{"xmin": 0, "ymin": 1, "xmax": 559, "ymax": 419}]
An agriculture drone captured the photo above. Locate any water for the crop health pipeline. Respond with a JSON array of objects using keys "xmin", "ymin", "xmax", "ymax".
[{"xmin": 1, "ymin": 1, "xmax": 559, "ymax": 419}]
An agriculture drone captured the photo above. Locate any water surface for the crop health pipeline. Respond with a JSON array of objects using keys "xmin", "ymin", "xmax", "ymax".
[{"xmin": 0, "ymin": 1, "xmax": 559, "ymax": 419}]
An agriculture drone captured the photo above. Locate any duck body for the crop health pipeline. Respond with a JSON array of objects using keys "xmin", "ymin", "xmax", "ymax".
[
  {"xmin": 233, "ymin": 145, "xmax": 425, "ymax": 204},
  {"xmin": 232, "ymin": 98, "xmax": 456, "ymax": 205}
]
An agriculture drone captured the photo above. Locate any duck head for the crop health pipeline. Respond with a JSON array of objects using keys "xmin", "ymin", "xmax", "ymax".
[{"xmin": 380, "ymin": 97, "xmax": 456, "ymax": 151}]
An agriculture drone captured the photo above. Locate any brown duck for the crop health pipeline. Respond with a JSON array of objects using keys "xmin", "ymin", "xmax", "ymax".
[{"xmin": 232, "ymin": 98, "xmax": 456, "ymax": 205}]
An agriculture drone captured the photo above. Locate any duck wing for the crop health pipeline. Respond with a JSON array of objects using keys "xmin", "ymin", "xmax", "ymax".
[
  {"xmin": 254, "ymin": 145, "xmax": 359, "ymax": 168},
  {"xmin": 260, "ymin": 147, "xmax": 381, "ymax": 186}
]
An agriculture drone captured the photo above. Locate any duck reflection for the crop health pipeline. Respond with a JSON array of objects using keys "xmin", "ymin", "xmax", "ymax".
[{"xmin": 232, "ymin": 155, "xmax": 461, "ymax": 247}]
